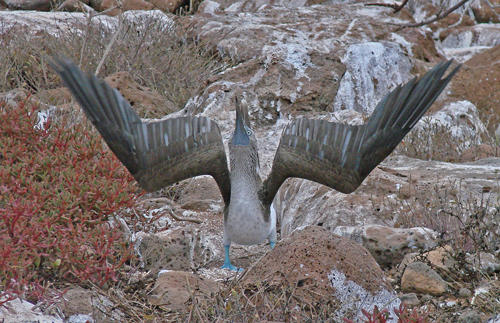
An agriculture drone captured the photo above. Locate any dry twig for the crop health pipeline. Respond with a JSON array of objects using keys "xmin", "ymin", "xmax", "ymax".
[
  {"xmin": 365, "ymin": 0, "xmax": 409, "ymax": 13},
  {"xmin": 399, "ymin": 0, "xmax": 471, "ymax": 28}
]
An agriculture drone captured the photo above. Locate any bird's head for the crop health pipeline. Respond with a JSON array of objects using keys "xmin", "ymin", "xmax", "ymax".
[
  {"xmin": 229, "ymin": 90, "xmax": 259, "ymax": 173},
  {"xmin": 230, "ymin": 92, "xmax": 255, "ymax": 147}
]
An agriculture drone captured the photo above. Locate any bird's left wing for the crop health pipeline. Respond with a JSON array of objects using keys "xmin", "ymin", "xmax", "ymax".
[
  {"xmin": 50, "ymin": 58, "xmax": 231, "ymax": 205},
  {"xmin": 260, "ymin": 60, "xmax": 460, "ymax": 206}
]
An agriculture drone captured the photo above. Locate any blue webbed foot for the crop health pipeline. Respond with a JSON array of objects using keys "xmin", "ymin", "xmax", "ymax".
[
  {"xmin": 221, "ymin": 245, "xmax": 244, "ymax": 272},
  {"xmin": 270, "ymin": 241, "xmax": 276, "ymax": 249}
]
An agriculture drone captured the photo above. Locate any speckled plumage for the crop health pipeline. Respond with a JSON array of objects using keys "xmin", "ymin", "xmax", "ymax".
[{"xmin": 50, "ymin": 58, "xmax": 460, "ymax": 271}]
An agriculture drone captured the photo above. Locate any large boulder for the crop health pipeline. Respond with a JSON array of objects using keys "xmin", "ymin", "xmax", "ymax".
[
  {"xmin": 275, "ymin": 156, "xmax": 500, "ymax": 241},
  {"xmin": 240, "ymin": 226, "xmax": 400, "ymax": 321},
  {"xmin": 333, "ymin": 225, "xmax": 438, "ymax": 268}
]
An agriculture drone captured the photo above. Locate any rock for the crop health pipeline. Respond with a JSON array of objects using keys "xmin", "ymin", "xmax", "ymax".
[
  {"xmin": 99, "ymin": 0, "xmax": 154, "ymax": 15},
  {"xmin": 424, "ymin": 245, "xmax": 456, "ymax": 271},
  {"xmin": 176, "ymin": 176, "xmax": 224, "ymax": 212},
  {"xmin": 400, "ymin": 293, "xmax": 420, "ymax": 306},
  {"xmin": 0, "ymin": 88, "xmax": 29, "ymax": 108},
  {"xmin": 183, "ymin": 3, "xmax": 414, "ymax": 125},
  {"xmin": 0, "ymin": 297, "xmax": 63, "ymax": 323},
  {"xmin": 0, "ymin": 10, "xmax": 173, "ymax": 39},
  {"xmin": 441, "ymin": 25, "xmax": 500, "ymax": 62},
  {"xmin": 470, "ymin": 0, "xmax": 500, "ymax": 23},
  {"xmin": 487, "ymin": 314, "xmax": 500, "ymax": 323},
  {"xmin": 408, "ymin": 100, "xmax": 488, "ymax": 161},
  {"xmin": 67, "ymin": 314, "xmax": 94, "ymax": 323},
  {"xmin": 401, "ymin": 261, "xmax": 448, "ymax": 296},
  {"xmin": 136, "ymin": 227, "xmax": 219, "ymax": 272},
  {"xmin": 398, "ymin": 28, "xmax": 443, "ymax": 63},
  {"xmin": 104, "ymin": 71, "xmax": 176, "ymax": 117},
  {"xmin": 459, "ymin": 287, "xmax": 472, "ymax": 298},
  {"xmin": 3, "ymin": 0, "xmax": 50, "ymax": 10},
  {"xmin": 240, "ymin": 226, "xmax": 400, "ymax": 321},
  {"xmin": 450, "ymin": 45, "xmax": 500, "ymax": 135},
  {"xmin": 97, "ymin": 0, "xmax": 182, "ymax": 14},
  {"xmin": 58, "ymin": 286, "xmax": 125, "ymax": 322},
  {"xmin": 197, "ymin": 0, "xmax": 221, "ymax": 15},
  {"xmin": 56, "ymin": 0, "xmax": 95, "ymax": 12},
  {"xmin": 277, "ymin": 156, "xmax": 500, "ymax": 244},
  {"xmin": 461, "ymin": 144, "xmax": 498, "ymax": 162},
  {"xmin": 148, "ymin": 270, "xmax": 220, "ymax": 311},
  {"xmin": 466, "ymin": 252, "xmax": 500, "ymax": 273},
  {"xmin": 333, "ymin": 42, "xmax": 412, "ymax": 114},
  {"xmin": 332, "ymin": 225, "xmax": 438, "ymax": 268},
  {"xmin": 148, "ymin": 0, "xmax": 183, "ymax": 12},
  {"xmin": 0, "ymin": 11, "xmax": 117, "ymax": 37},
  {"xmin": 458, "ymin": 310, "xmax": 483, "ymax": 323}
]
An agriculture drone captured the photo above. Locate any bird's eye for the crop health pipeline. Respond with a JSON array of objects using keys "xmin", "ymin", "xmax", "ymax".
[{"xmin": 246, "ymin": 129, "xmax": 252, "ymax": 136}]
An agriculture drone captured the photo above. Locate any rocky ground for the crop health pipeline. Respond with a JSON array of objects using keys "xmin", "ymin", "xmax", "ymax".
[{"xmin": 0, "ymin": 0, "xmax": 499, "ymax": 322}]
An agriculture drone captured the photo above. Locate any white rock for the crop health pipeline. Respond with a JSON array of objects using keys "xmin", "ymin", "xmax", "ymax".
[
  {"xmin": 0, "ymin": 297, "xmax": 63, "ymax": 323},
  {"xmin": 333, "ymin": 42, "xmax": 412, "ymax": 114},
  {"xmin": 415, "ymin": 100, "xmax": 487, "ymax": 152}
]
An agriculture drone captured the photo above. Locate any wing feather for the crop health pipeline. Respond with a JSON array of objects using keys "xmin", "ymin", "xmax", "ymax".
[
  {"xmin": 260, "ymin": 60, "xmax": 460, "ymax": 206},
  {"xmin": 51, "ymin": 57, "xmax": 231, "ymax": 205}
]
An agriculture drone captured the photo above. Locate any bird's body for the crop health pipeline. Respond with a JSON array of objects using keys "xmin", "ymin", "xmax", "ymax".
[
  {"xmin": 50, "ymin": 58, "xmax": 460, "ymax": 271},
  {"xmin": 225, "ymin": 136, "xmax": 275, "ymax": 247}
]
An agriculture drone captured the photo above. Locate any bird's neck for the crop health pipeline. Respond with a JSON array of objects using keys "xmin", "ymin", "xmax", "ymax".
[{"xmin": 229, "ymin": 146, "xmax": 261, "ymax": 191}]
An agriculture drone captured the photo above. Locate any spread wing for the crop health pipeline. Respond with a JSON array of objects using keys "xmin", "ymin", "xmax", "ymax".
[
  {"xmin": 50, "ymin": 57, "xmax": 231, "ymax": 205},
  {"xmin": 260, "ymin": 60, "xmax": 460, "ymax": 206}
]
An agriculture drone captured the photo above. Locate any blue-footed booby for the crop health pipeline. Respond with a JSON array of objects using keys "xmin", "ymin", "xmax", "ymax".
[{"xmin": 50, "ymin": 58, "xmax": 459, "ymax": 271}]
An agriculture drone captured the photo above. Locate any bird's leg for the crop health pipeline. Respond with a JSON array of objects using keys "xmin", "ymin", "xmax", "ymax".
[
  {"xmin": 221, "ymin": 233, "xmax": 243, "ymax": 272},
  {"xmin": 221, "ymin": 244, "xmax": 243, "ymax": 272}
]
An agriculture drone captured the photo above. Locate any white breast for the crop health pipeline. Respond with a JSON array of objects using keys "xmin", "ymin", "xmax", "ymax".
[{"xmin": 225, "ymin": 192, "xmax": 271, "ymax": 245}]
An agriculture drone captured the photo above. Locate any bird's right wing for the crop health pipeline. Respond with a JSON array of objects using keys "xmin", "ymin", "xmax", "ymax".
[
  {"xmin": 260, "ymin": 60, "xmax": 460, "ymax": 206},
  {"xmin": 50, "ymin": 58, "xmax": 231, "ymax": 205}
]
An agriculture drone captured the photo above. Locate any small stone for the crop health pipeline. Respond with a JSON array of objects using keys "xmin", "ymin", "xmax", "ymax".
[
  {"xmin": 3, "ymin": 0, "xmax": 50, "ymax": 10},
  {"xmin": 458, "ymin": 310, "xmax": 482, "ymax": 323},
  {"xmin": 56, "ymin": 0, "xmax": 94, "ymax": 12},
  {"xmin": 399, "ymin": 293, "xmax": 419, "ymax": 306},
  {"xmin": 401, "ymin": 261, "xmax": 448, "ymax": 296},
  {"xmin": 148, "ymin": 270, "xmax": 220, "ymax": 311},
  {"xmin": 425, "ymin": 245, "xmax": 455, "ymax": 271},
  {"xmin": 487, "ymin": 314, "xmax": 500, "ymax": 323},
  {"xmin": 466, "ymin": 252, "xmax": 500, "ymax": 273},
  {"xmin": 459, "ymin": 287, "xmax": 472, "ymax": 298}
]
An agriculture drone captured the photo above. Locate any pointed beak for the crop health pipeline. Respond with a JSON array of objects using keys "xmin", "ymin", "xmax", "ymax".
[{"xmin": 232, "ymin": 96, "xmax": 250, "ymax": 146}]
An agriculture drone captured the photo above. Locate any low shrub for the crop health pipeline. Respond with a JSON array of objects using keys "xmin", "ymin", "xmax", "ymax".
[{"xmin": 0, "ymin": 99, "xmax": 139, "ymax": 305}]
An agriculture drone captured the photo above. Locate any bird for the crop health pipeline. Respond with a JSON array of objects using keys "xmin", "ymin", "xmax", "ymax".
[{"xmin": 50, "ymin": 58, "xmax": 460, "ymax": 271}]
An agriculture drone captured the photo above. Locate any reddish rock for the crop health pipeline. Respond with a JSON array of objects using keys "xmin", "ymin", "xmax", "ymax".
[
  {"xmin": 99, "ymin": 0, "xmax": 154, "ymax": 15},
  {"xmin": 471, "ymin": 0, "xmax": 500, "ymax": 23},
  {"xmin": 399, "ymin": 28, "xmax": 442, "ymax": 63},
  {"xmin": 58, "ymin": 286, "xmax": 125, "ymax": 322},
  {"xmin": 400, "ymin": 293, "xmax": 420, "ymax": 306},
  {"xmin": 3, "ymin": 0, "xmax": 50, "ymax": 10},
  {"xmin": 240, "ymin": 226, "xmax": 400, "ymax": 321},
  {"xmin": 450, "ymin": 45, "xmax": 500, "ymax": 135},
  {"xmin": 401, "ymin": 261, "xmax": 448, "ymax": 296},
  {"xmin": 148, "ymin": 270, "xmax": 220, "ymax": 310},
  {"xmin": 333, "ymin": 225, "xmax": 438, "ymax": 268},
  {"xmin": 148, "ymin": 0, "xmax": 183, "ymax": 12},
  {"xmin": 56, "ymin": 0, "xmax": 94, "ymax": 12}
]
